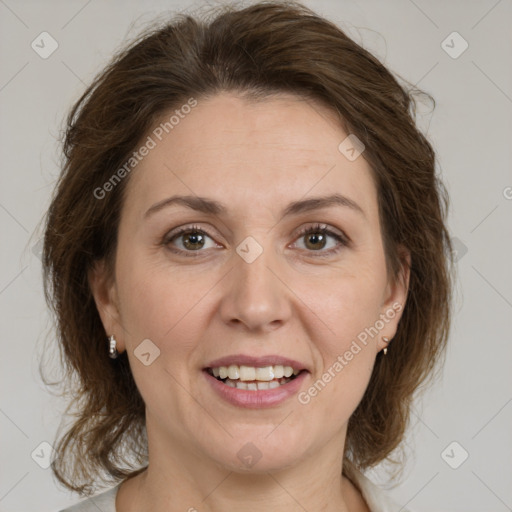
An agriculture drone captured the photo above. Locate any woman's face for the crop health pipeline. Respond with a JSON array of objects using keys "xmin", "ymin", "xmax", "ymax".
[{"xmin": 91, "ymin": 92, "xmax": 408, "ymax": 474}]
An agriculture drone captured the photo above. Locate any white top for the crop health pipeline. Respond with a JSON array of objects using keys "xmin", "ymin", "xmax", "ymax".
[{"xmin": 58, "ymin": 468, "xmax": 413, "ymax": 512}]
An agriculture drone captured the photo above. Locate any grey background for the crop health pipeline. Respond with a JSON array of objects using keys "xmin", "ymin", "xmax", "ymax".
[{"xmin": 1, "ymin": 0, "xmax": 511, "ymax": 511}]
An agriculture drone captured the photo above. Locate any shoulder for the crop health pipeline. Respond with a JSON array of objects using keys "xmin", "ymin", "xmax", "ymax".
[
  {"xmin": 350, "ymin": 468, "xmax": 415, "ymax": 512},
  {"xmin": 57, "ymin": 484, "xmax": 120, "ymax": 512}
]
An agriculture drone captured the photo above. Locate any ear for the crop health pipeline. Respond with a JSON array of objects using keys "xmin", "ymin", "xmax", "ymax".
[
  {"xmin": 377, "ymin": 245, "xmax": 411, "ymax": 353},
  {"xmin": 88, "ymin": 259, "xmax": 125, "ymax": 353}
]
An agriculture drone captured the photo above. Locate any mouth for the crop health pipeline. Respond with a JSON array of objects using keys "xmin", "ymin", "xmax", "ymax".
[{"xmin": 204, "ymin": 364, "xmax": 306, "ymax": 391}]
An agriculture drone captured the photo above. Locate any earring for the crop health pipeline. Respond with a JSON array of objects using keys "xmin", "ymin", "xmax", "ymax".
[
  {"xmin": 382, "ymin": 336, "xmax": 390, "ymax": 356},
  {"xmin": 108, "ymin": 335, "xmax": 119, "ymax": 359}
]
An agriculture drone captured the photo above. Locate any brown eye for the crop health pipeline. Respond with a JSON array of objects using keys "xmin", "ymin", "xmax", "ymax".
[
  {"xmin": 303, "ymin": 231, "xmax": 328, "ymax": 250},
  {"xmin": 180, "ymin": 230, "xmax": 206, "ymax": 250},
  {"xmin": 164, "ymin": 225, "xmax": 220, "ymax": 256},
  {"xmin": 293, "ymin": 224, "xmax": 348, "ymax": 257}
]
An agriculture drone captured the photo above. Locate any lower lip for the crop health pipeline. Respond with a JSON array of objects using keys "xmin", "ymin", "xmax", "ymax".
[{"xmin": 203, "ymin": 370, "xmax": 309, "ymax": 409}]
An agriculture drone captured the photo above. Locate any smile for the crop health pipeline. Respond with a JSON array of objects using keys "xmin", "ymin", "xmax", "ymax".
[
  {"xmin": 207, "ymin": 364, "xmax": 301, "ymax": 390},
  {"xmin": 203, "ymin": 365, "xmax": 308, "ymax": 408},
  {"xmin": 207, "ymin": 364, "xmax": 302, "ymax": 390}
]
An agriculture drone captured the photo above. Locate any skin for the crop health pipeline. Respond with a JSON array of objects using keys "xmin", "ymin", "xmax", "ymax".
[{"xmin": 89, "ymin": 91, "xmax": 409, "ymax": 512}]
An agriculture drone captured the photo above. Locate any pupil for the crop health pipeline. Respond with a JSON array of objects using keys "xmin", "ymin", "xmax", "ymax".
[
  {"xmin": 306, "ymin": 233, "xmax": 325, "ymax": 250},
  {"xmin": 184, "ymin": 232, "xmax": 204, "ymax": 250}
]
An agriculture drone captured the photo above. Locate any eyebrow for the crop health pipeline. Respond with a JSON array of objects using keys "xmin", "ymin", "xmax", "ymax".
[{"xmin": 144, "ymin": 192, "xmax": 365, "ymax": 220}]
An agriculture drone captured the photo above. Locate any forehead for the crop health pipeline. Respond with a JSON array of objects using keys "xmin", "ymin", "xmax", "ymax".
[{"xmin": 123, "ymin": 92, "xmax": 378, "ymax": 222}]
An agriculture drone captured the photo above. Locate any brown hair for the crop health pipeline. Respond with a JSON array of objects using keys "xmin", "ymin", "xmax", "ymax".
[{"xmin": 41, "ymin": 0, "xmax": 453, "ymax": 496}]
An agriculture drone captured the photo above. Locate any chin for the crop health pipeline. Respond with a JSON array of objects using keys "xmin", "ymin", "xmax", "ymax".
[{"xmin": 203, "ymin": 430, "xmax": 308, "ymax": 474}]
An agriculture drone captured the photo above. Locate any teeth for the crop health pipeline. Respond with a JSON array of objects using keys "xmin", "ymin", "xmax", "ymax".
[
  {"xmin": 283, "ymin": 366, "xmax": 294, "ymax": 378},
  {"xmin": 255, "ymin": 366, "xmax": 274, "ymax": 381},
  {"xmin": 273, "ymin": 365, "xmax": 284, "ymax": 379},
  {"xmin": 210, "ymin": 364, "xmax": 301, "ymax": 381},
  {"xmin": 223, "ymin": 377, "xmax": 293, "ymax": 390},
  {"xmin": 227, "ymin": 365, "xmax": 240, "ymax": 380},
  {"xmin": 239, "ymin": 366, "xmax": 256, "ymax": 381}
]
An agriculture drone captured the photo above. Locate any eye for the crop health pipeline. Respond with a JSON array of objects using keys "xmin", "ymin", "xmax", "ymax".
[
  {"xmin": 163, "ymin": 225, "xmax": 221, "ymax": 256},
  {"xmin": 291, "ymin": 223, "xmax": 349, "ymax": 257},
  {"xmin": 163, "ymin": 223, "xmax": 349, "ymax": 258}
]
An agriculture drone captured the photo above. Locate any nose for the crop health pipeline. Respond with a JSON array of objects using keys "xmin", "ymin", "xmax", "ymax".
[{"xmin": 219, "ymin": 241, "xmax": 292, "ymax": 332}]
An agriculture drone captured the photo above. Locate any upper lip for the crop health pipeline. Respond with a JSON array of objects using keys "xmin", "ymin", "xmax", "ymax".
[{"xmin": 204, "ymin": 354, "xmax": 310, "ymax": 372}]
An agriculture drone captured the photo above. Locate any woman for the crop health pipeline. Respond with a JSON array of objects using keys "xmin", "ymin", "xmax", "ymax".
[{"xmin": 43, "ymin": 1, "xmax": 453, "ymax": 511}]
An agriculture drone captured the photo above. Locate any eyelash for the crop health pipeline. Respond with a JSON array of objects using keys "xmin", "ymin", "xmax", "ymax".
[{"xmin": 163, "ymin": 223, "xmax": 349, "ymax": 258}]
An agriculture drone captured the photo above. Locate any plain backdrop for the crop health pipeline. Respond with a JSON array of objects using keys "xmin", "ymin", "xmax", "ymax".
[{"xmin": 1, "ymin": 1, "xmax": 511, "ymax": 511}]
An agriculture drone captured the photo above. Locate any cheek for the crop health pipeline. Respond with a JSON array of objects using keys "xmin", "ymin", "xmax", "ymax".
[
  {"xmin": 114, "ymin": 257, "xmax": 212, "ymax": 408},
  {"xmin": 305, "ymin": 267, "xmax": 386, "ymax": 346},
  {"xmin": 115, "ymin": 252, "xmax": 220, "ymax": 366},
  {"xmin": 298, "ymin": 274, "xmax": 380, "ymax": 417}
]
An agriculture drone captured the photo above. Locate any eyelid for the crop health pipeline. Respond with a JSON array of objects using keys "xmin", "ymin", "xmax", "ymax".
[
  {"xmin": 293, "ymin": 223, "xmax": 350, "ymax": 244},
  {"xmin": 163, "ymin": 223, "xmax": 218, "ymax": 243}
]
